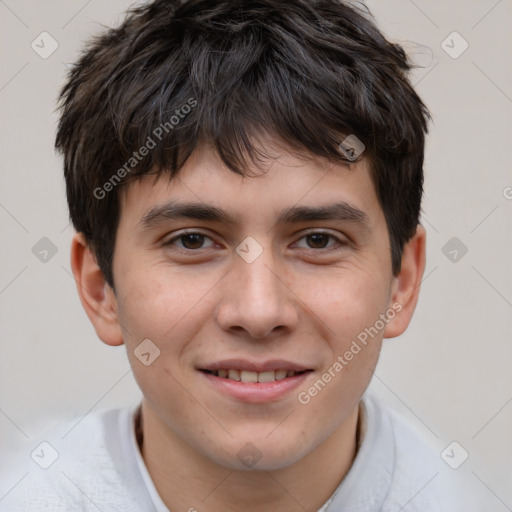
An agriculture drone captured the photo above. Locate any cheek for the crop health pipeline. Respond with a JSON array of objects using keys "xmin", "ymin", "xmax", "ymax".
[
  {"xmin": 113, "ymin": 272, "xmax": 213, "ymax": 403},
  {"xmin": 296, "ymin": 265, "xmax": 391, "ymax": 341},
  {"xmin": 294, "ymin": 275, "xmax": 386, "ymax": 427},
  {"xmin": 116, "ymin": 265, "xmax": 218, "ymax": 342},
  {"xmin": 114, "ymin": 265, "xmax": 227, "ymax": 386},
  {"xmin": 292, "ymin": 266, "xmax": 389, "ymax": 408},
  {"xmin": 115, "ymin": 273, "xmax": 208, "ymax": 412}
]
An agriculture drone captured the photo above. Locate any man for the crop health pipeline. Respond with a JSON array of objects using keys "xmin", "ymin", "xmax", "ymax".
[{"xmin": 2, "ymin": 0, "xmax": 472, "ymax": 510}]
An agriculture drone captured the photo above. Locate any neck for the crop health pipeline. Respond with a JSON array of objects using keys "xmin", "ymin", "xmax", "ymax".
[{"xmin": 138, "ymin": 401, "xmax": 360, "ymax": 512}]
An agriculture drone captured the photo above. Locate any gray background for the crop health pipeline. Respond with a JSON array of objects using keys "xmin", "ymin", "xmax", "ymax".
[{"xmin": 1, "ymin": 0, "xmax": 511, "ymax": 507}]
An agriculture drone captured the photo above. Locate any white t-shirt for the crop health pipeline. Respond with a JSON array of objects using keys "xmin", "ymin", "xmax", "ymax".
[{"xmin": 0, "ymin": 394, "xmax": 474, "ymax": 511}]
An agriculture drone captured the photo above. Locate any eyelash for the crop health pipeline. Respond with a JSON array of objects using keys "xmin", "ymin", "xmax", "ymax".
[{"xmin": 164, "ymin": 230, "xmax": 346, "ymax": 252}]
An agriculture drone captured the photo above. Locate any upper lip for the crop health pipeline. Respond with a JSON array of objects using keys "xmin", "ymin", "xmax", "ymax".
[{"xmin": 199, "ymin": 359, "xmax": 312, "ymax": 373}]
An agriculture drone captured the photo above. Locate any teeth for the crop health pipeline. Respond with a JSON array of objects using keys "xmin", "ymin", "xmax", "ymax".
[
  {"xmin": 275, "ymin": 369, "xmax": 287, "ymax": 380},
  {"xmin": 213, "ymin": 369, "xmax": 302, "ymax": 382},
  {"xmin": 240, "ymin": 370, "xmax": 258, "ymax": 383},
  {"xmin": 257, "ymin": 371, "xmax": 275, "ymax": 383},
  {"xmin": 228, "ymin": 369, "xmax": 241, "ymax": 381}
]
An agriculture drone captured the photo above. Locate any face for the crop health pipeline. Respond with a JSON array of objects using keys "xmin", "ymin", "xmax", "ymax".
[{"xmin": 105, "ymin": 143, "xmax": 406, "ymax": 469}]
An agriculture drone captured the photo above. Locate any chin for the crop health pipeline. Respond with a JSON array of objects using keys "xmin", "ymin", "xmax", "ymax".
[{"xmin": 204, "ymin": 434, "xmax": 315, "ymax": 472}]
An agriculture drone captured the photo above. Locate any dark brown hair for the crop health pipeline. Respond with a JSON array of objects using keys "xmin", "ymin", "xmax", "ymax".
[{"xmin": 56, "ymin": 0, "xmax": 431, "ymax": 287}]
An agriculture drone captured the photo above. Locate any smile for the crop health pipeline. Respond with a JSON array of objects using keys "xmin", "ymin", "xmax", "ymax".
[
  {"xmin": 202, "ymin": 369, "xmax": 308, "ymax": 383},
  {"xmin": 198, "ymin": 360, "xmax": 314, "ymax": 402}
]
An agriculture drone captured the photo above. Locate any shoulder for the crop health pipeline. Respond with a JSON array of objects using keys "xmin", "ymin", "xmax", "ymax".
[
  {"xmin": 364, "ymin": 395, "xmax": 474, "ymax": 512},
  {"xmin": 0, "ymin": 406, "xmax": 149, "ymax": 512}
]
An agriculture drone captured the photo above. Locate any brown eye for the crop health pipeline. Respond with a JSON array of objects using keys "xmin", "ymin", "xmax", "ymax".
[
  {"xmin": 293, "ymin": 231, "xmax": 346, "ymax": 251},
  {"xmin": 180, "ymin": 233, "xmax": 206, "ymax": 249},
  {"xmin": 165, "ymin": 232, "xmax": 216, "ymax": 250},
  {"xmin": 305, "ymin": 233, "xmax": 331, "ymax": 249}
]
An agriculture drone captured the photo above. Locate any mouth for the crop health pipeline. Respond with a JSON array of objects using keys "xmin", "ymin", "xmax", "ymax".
[
  {"xmin": 198, "ymin": 360, "xmax": 314, "ymax": 402},
  {"xmin": 201, "ymin": 368, "xmax": 310, "ymax": 383}
]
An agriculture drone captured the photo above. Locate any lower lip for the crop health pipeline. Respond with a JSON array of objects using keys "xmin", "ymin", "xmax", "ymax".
[{"xmin": 200, "ymin": 371, "xmax": 311, "ymax": 403}]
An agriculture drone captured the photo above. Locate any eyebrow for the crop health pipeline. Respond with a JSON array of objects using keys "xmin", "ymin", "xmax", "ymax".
[
  {"xmin": 138, "ymin": 201, "xmax": 234, "ymax": 230},
  {"xmin": 138, "ymin": 200, "xmax": 371, "ymax": 231},
  {"xmin": 277, "ymin": 202, "xmax": 370, "ymax": 227}
]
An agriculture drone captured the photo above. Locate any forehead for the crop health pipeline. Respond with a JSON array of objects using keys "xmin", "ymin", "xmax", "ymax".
[{"xmin": 118, "ymin": 144, "xmax": 381, "ymax": 227}]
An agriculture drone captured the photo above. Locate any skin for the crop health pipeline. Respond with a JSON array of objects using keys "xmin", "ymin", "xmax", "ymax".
[{"xmin": 71, "ymin": 142, "xmax": 426, "ymax": 512}]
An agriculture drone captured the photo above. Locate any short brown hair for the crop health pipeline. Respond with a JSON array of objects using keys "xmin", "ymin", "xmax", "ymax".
[{"xmin": 56, "ymin": 0, "xmax": 431, "ymax": 287}]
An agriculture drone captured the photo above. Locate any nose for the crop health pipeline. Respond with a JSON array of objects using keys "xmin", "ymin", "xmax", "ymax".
[{"xmin": 215, "ymin": 248, "xmax": 299, "ymax": 340}]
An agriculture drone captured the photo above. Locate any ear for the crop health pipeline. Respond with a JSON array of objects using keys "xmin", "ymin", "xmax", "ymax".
[
  {"xmin": 383, "ymin": 225, "xmax": 426, "ymax": 339},
  {"xmin": 70, "ymin": 233, "xmax": 124, "ymax": 346}
]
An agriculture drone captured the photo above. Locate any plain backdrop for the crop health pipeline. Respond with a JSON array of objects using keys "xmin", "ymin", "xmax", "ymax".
[{"xmin": 1, "ymin": 0, "xmax": 511, "ymax": 507}]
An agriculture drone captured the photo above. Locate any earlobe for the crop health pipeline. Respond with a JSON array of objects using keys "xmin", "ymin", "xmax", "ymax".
[
  {"xmin": 70, "ymin": 233, "xmax": 124, "ymax": 346},
  {"xmin": 383, "ymin": 225, "xmax": 426, "ymax": 339}
]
